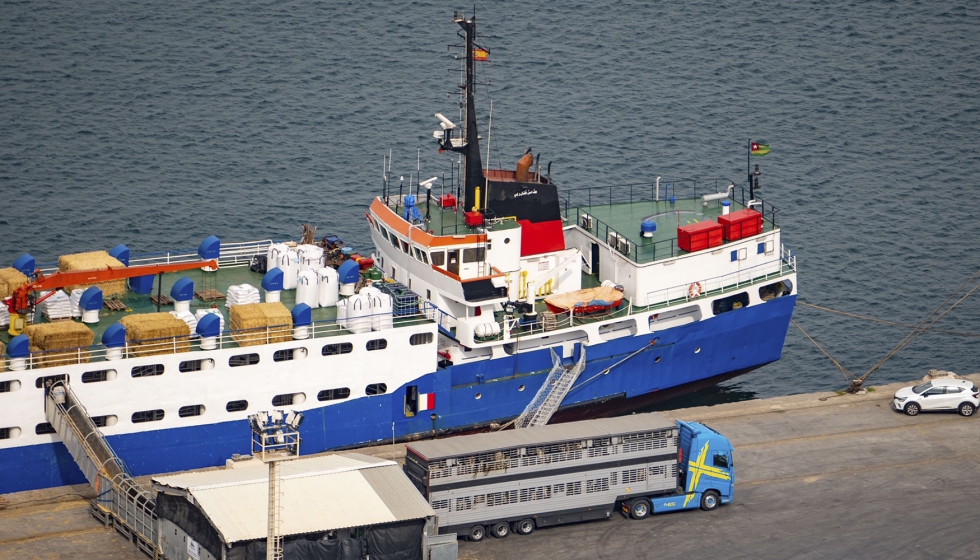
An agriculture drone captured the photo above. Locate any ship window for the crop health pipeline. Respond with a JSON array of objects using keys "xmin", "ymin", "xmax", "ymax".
[
  {"xmin": 322, "ymin": 342, "xmax": 353, "ymax": 356},
  {"xmin": 412, "ymin": 247, "xmax": 424, "ymax": 262},
  {"xmin": 226, "ymin": 400, "xmax": 248, "ymax": 412},
  {"xmin": 82, "ymin": 369, "xmax": 116, "ymax": 383},
  {"xmin": 366, "ymin": 339, "xmax": 387, "ymax": 351},
  {"xmin": 400, "ymin": 240, "xmax": 410, "ymax": 254},
  {"xmin": 229, "ymin": 353, "xmax": 260, "ymax": 367},
  {"xmin": 409, "ymin": 333, "xmax": 433, "ymax": 345},
  {"xmin": 272, "ymin": 393, "xmax": 297, "ymax": 406},
  {"xmin": 712, "ymin": 292, "xmax": 750, "ymax": 315},
  {"xmin": 36, "ymin": 374, "xmax": 68, "ymax": 389},
  {"xmin": 132, "ymin": 409, "xmax": 165, "ymax": 423},
  {"xmin": 0, "ymin": 380, "xmax": 20, "ymax": 393},
  {"xmin": 463, "ymin": 247, "xmax": 485, "ymax": 263},
  {"xmin": 430, "ymin": 251, "xmax": 445, "ymax": 267},
  {"xmin": 317, "ymin": 388, "xmax": 351, "ymax": 401},
  {"xmin": 274, "ymin": 348, "xmax": 307, "ymax": 362},
  {"xmin": 131, "ymin": 364, "xmax": 164, "ymax": 378},
  {"xmin": 366, "ymin": 383, "xmax": 387, "ymax": 396},
  {"xmin": 35, "ymin": 422, "xmax": 57, "ymax": 435},
  {"xmin": 0, "ymin": 427, "xmax": 19, "ymax": 439},
  {"xmin": 759, "ymin": 280, "xmax": 792, "ymax": 301},
  {"xmin": 420, "ymin": 251, "xmax": 429, "ymax": 264},
  {"xmin": 179, "ymin": 359, "xmax": 214, "ymax": 372},
  {"xmin": 90, "ymin": 415, "xmax": 117, "ymax": 428},
  {"xmin": 179, "ymin": 405, "xmax": 205, "ymax": 418}
]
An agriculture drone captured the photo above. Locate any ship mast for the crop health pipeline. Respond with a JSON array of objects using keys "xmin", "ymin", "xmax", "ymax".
[{"xmin": 454, "ymin": 12, "xmax": 484, "ymax": 212}]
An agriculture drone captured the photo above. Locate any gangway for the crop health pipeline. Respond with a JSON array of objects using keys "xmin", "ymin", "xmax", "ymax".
[
  {"xmin": 45, "ymin": 382, "xmax": 159, "ymax": 558},
  {"xmin": 512, "ymin": 347, "xmax": 586, "ymax": 429}
]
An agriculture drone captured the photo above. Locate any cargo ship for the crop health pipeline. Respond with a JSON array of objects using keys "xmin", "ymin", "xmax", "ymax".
[{"xmin": 0, "ymin": 13, "xmax": 797, "ymax": 494}]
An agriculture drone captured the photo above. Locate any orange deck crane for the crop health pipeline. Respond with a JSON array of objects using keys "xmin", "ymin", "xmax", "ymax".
[{"xmin": 5, "ymin": 259, "xmax": 218, "ymax": 336}]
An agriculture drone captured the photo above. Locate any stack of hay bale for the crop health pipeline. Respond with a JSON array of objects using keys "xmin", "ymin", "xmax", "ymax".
[
  {"xmin": 119, "ymin": 313, "xmax": 191, "ymax": 356},
  {"xmin": 0, "ymin": 268, "xmax": 29, "ymax": 327},
  {"xmin": 59, "ymin": 251, "xmax": 127, "ymax": 296},
  {"xmin": 230, "ymin": 302, "xmax": 292, "ymax": 346},
  {"xmin": 24, "ymin": 322, "xmax": 95, "ymax": 367}
]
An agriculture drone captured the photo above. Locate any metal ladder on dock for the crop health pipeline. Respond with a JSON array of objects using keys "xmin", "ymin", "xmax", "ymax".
[
  {"xmin": 513, "ymin": 347, "xmax": 586, "ymax": 429},
  {"xmin": 45, "ymin": 382, "xmax": 159, "ymax": 558}
]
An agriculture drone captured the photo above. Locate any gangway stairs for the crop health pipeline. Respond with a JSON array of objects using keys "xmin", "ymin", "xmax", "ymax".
[
  {"xmin": 45, "ymin": 382, "xmax": 159, "ymax": 558},
  {"xmin": 512, "ymin": 347, "xmax": 586, "ymax": 429}
]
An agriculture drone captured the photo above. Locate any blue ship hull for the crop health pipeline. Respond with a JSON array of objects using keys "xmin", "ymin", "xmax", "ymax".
[{"xmin": 1, "ymin": 295, "xmax": 795, "ymax": 494}]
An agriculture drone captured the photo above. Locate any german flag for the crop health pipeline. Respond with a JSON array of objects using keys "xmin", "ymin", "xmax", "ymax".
[
  {"xmin": 751, "ymin": 142, "xmax": 770, "ymax": 156},
  {"xmin": 473, "ymin": 49, "xmax": 489, "ymax": 61}
]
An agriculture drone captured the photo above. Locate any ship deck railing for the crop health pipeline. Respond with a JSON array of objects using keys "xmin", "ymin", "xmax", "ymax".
[
  {"xmin": 560, "ymin": 180, "xmax": 781, "ymax": 265},
  {"xmin": 34, "ymin": 239, "xmax": 275, "ymax": 274},
  {"xmin": 471, "ymin": 246, "xmax": 796, "ymax": 344},
  {"xmin": 11, "ymin": 306, "xmax": 436, "ymax": 371}
]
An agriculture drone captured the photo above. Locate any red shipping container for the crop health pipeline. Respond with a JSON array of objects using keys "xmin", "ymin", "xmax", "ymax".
[
  {"xmin": 439, "ymin": 193, "xmax": 457, "ymax": 208},
  {"xmin": 678, "ymin": 220, "xmax": 724, "ymax": 252},
  {"xmin": 464, "ymin": 211, "xmax": 484, "ymax": 227},
  {"xmin": 717, "ymin": 209, "xmax": 763, "ymax": 241}
]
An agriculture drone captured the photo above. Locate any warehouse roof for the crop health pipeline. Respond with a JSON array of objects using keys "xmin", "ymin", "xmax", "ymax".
[
  {"xmin": 152, "ymin": 453, "xmax": 434, "ymax": 544},
  {"xmin": 406, "ymin": 412, "xmax": 676, "ymax": 460}
]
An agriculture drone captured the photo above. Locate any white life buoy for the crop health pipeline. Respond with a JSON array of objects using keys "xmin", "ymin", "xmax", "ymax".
[{"xmin": 688, "ymin": 282, "xmax": 704, "ymax": 299}]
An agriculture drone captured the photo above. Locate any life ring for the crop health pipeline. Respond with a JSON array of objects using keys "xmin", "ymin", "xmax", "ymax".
[{"xmin": 688, "ymin": 282, "xmax": 704, "ymax": 299}]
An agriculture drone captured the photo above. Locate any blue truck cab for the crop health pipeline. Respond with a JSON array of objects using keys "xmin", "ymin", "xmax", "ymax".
[{"xmin": 621, "ymin": 420, "xmax": 735, "ymax": 518}]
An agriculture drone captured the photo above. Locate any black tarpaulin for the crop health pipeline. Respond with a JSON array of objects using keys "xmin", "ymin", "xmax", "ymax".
[
  {"xmin": 365, "ymin": 519, "xmax": 424, "ymax": 560},
  {"xmin": 155, "ymin": 492, "xmax": 224, "ymax": 559},
  {"xmin": 232, "ymin": 537, "xmax": 362, "ymax": 560}
]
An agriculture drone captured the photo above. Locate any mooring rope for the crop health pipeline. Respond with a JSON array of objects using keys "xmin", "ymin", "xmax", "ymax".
[
  {"xmin": 797, "ymin": 301, "xmax": 980, "ymax": 338},
  {"xmin": 791, "ymin": 318, "xmax": 855, "ymax": 382}
]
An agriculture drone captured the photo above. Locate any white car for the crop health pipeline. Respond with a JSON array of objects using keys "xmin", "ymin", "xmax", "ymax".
[{"xmin": 893, "ymin": 378, "xmax": 979, "ymax": 417}]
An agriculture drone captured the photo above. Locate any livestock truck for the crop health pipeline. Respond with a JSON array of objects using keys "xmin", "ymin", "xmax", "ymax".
[{"xmin": 404, "ymin": 412, "xmax": 734, "ymax": 541}]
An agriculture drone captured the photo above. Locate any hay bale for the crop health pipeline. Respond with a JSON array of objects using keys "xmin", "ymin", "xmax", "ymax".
[
  {"xmin": 230, "ymin": 302, "xmax": 292, "ymax": 346},
  {"xmin": 58, "ymin": 251, "xmax": 127, "ymax": 297},
  {"xmin": 120, "ymin": 313, "xmax": 191, "ymax": 356},
  {"xmin": 24, "ymin": 322, "xmax": 94, "ymax": 368},
  {"xmin": 0, "ymin": 268, "xmax": 29, "ymax": 300}
]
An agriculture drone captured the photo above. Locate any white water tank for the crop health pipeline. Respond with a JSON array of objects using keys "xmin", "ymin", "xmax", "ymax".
[
  {"xmin": 369, "ymin": 293, "xmax": 394, "ymax": 331},
  {"xmin": 317, "ymin": 267, "xmax": 339, "ymax": 307},
  {"xmin": 297, "ymin": 244, "xmax": 325, "ymax": 272},
  {"xmin": 347, "ymin": 294, "xmax": 372, "ymax": 334},
  {"xmin": 296, "ymin": 270, "xmax": 319, "ymax": 309}
]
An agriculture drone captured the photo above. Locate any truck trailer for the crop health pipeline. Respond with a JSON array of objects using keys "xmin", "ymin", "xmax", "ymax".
[{"xmin": 404, "ymin": 412, "xmax": 735, "ymax": 541}]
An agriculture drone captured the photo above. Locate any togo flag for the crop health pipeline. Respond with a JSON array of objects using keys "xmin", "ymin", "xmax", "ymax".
[
  {"xmin": 751, "ymin": 142, "xmax": 770, "ymax": 156},
  {"xmin": 419, "ymin": 392, "xmax": 436, "ymax": 411}
]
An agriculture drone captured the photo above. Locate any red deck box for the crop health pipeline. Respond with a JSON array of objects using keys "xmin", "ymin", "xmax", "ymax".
[
  {"xmin": 464, "ymin": 211, "xmax": 484, "ymax": 227},
  {"xmin": 439, "ymin": 193, "xmax": 457, "ymax": 208},
  {"xmin": 717, "ymin": 209, "xmax": 763, "ymax": 241},
  {"xmin": 677, "ymin": 220, "xmax": 724, "ymax": 252}
]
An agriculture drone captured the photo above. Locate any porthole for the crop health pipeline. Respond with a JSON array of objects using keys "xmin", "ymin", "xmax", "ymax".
[
  {"xmin": 274, "ymin": 348, "xmax": 308, "ymax": 362},
  {"xmin": 90, "ymin": 415, "xmax": 118, "ymax": 428},
  {"xmin": 409, "ymin": 333, "xmax": 433, "ymax": 346},
  {"xmin": 226, "ymin": 400, "xmax": 248, "ymax": 412},
  {"xmin": 132, "ymin": 409, "xmax": 165, "ymax": 423},
  {"xmin": 518, "ymin": 385, "xmax": 525, "ymax": 392},
  {"xmin": 322, "ymin": 342, "xmax": 353, "ymax": 356},
  {"xmin": 82, "ymin": 369, "xmax": 117, "ymax": 383},
  {"xmin": 272, "ymin": 393, "xmax": 306, "ymax": 406},
  {"xmin": 131, "ymin": 364, "xmax": 164, "ymax": 378},
  {"xmin": 35, "ymin": 422, "xmax": 56, "ymax": 435},
  {"xmin": 35, "ymin": 374, "xmax": 68, "ymax": 388},
  {"xmin": 178, "ymin": 405, "xmax": 205, "ymax": 418},
  {"xmin": 366, "ymin": 339, "xmax": 388, "ymax": 351},
  {"xmin": 317, "ymin": 388, "xmax": 351, "ymax": 401},
  {"xmin": 655, "ymin": 356, "xmax": 661, "ymax": 363},
  {"xmin": 179, "ymin": 359, "xmax": 215, "ymax": 372},
  {"xmin": 0, "ymin": 427, "xmax": 21, "ymax": 439},
  {"xmin": 475, "ymin": 392, "xmax": 482, "ymax": 400},
  {"xmin": 229, "ymin": 353, "xmax": 260, "ymax": 367},
  {"xmin": 695, "ymin": 347, "xmax": 701, "ymax": 354},
  {"xmin": 366, "ymin": 383, "xmax": 387, "ymax": 396},
  {"xmin": 0, "ymin": 380, "xmax": 21, "ymax": 393}
]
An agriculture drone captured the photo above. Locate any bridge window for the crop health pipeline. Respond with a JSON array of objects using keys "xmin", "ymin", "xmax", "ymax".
[
  {"xmin": 274, "ymin": 348, "xmax": 307, "ymax": 362},
  {"xmin": 179, "ymin": 405, "xmax": 205, "ymax": 418},
  {"xmin": 131, "ymin": 364, "xmax": 164, "ymax": 378},
  {"xmin": 35, "ymin": 422, "xmax": 57, "ymax": 435},
  {"xmin": 82, "ymin": 369, "xmax": 117, "ymax": 383},
  {"xmin": 317, "ymin": 388, "xmax": 351, "ymax": 401},
  {"xmin": 463, "ymin": 247, "xmax": 485, "ymax": 263},
  {"xmin": 409, "ymin": 333, "xmax": 433, "ymax": 345},
  {"xmin": 35, "ymin": 374, "xmax": 68, "ymax": 389},
  {"xmin": 366, "ymin": 339, "xmax": 388, "ymax": 351},
  {"xmin": 229, "ymin": 353, "xmax": 260, "ymax": 367},
  {"xmin": 179, "ymin": 359, "xmax": 214, "ymax": 372},
  {"xmin": 430, "ymin": 251, "xmax": 445, "ymax": 267},
  {"xmin": 366, "ymin": 383, "xmax": 387, "ymax": 396},
  {"xmin": 132, "ymin": 409, "xmax": 165, "ymax": 423},
  {"xmin": 226, "ymin": 400, "xmax": 248, "ymax": 412},
  {"xmin": 322, "ymin": 342, "xmax": 353, "ymax": 356}
]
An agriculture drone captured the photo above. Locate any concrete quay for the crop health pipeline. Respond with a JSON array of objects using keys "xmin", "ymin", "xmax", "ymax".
[{"xmin": 1, "ymin": 374, "xmax": 978, "ymax": 560}]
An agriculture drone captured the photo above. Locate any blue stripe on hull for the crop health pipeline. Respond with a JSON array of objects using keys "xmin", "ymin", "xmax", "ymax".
[{"xmin": 0, "ymin": 296, "xmax": 795, "ymax": 494}]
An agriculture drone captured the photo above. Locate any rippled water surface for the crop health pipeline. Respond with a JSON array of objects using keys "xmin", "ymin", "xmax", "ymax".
[{"xmin": 2, "ymin": 1, "xmax": 979, "ymax": 400}]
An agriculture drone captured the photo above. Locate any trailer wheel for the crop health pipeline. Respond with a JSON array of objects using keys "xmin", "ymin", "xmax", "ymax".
[
  {"xmin": 629, "ymin": 498, "xmax": 651, "ymax": 520},
  {"xmin": 490, "ymin": 521, "xmax": 510, "ymax": 538},
  {"xmin": 467, "ymin": 525, "xmax": 486, "ymax": 542},
  {"xmin": 512, "ymin": 518, "xmax": 535, "ymax": 535},
  {"xmin": 700, "ymin": 490, "xmax": 720, "ymax": 511}
]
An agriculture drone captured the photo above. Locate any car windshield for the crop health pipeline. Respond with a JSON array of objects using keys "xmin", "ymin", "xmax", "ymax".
[{"xmin": 912, "ymin": 382, "xmax": 932, "ymax": 394}]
